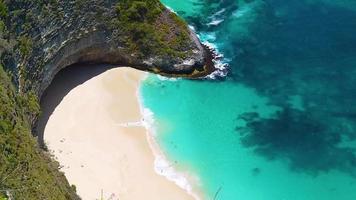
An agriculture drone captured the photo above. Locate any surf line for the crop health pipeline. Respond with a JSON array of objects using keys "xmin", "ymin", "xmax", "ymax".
[{"xmin": 115, "ymin": 119, "xmax": 147, "ymax": 127}]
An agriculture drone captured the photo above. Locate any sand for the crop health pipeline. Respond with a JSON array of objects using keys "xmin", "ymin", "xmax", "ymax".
[{"xmin": 43, "ymin": 67, "xmax": 195, "ymax": 200}]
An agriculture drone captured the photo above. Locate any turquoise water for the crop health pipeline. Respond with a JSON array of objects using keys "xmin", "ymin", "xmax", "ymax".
[{"xmin": 141, "ymin": 1, "xmax": 356, "ymax": 199}]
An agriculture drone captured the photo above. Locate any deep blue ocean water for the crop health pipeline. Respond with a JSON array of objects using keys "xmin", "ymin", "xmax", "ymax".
[{"xmin": 141, "ymin": 1, "xmax": 356, "ymax": 199}]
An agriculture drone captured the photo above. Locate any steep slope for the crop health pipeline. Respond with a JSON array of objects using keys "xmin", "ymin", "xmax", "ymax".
[{"xmin": 0, "ymin": 65, "xmax": 79, "ymax": 199}]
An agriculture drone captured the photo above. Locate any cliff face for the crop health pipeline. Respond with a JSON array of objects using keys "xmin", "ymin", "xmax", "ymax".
[{"xmin": 1, "ymin": 0, "xmax": 209, "ymax": 96}]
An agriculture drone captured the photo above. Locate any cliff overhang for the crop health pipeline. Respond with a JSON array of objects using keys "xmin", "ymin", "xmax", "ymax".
[{"xmin": 1, "ymin": 0, "xmax": 214, "ymax": 98}]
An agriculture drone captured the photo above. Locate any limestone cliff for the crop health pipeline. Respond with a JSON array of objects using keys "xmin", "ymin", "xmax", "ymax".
[{"xmin": 1, "ymin": 0, "xmax": 211, "ymax": 97}]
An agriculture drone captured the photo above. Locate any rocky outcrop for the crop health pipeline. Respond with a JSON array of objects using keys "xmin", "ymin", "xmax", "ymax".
[
  {"xmin": 38, "ymin": 27, "xmax": 207, "ymax": 96},
  {"xmin": 1, "ymin": 0, "xmax": 211, "ymax": 97}
]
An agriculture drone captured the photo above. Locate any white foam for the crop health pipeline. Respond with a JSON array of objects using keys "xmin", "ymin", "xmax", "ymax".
[
  {"xmin": 214, "ymin": 8, "xmax": 226, "ymax": 17},
  {"xmin": 206, "ymin": 62, "xmax": 228, "ymax": 79},
  {"xmin": 141, "ymin": 107, "xmax": 157, "ymax": 136},
  {"xmin": 202, "ymin": 41, "xmax": 229, "ymax": 79},
  {"xmin": 209, "ymin": 8, "xmax": 226, "ymax": 20},
  {"xmin": 156, "ymin": 74, "xmax": 179, "ymax": 81},
  {"xmin": 189, "ymin": 25, "xmax": 196, "ymax": 32},
  {"xmin": 165, "ymin": 6, "xmax": 178, "ymax": 14},
  {"xmin": 207, "ymin": 8, "xmax": 226, "ymax": 27},
  {"xmin": 202, "ymin": 40, "xmax": 217, "ymax": 50},
  {"xmin": 154, "ymin": 156, "xmax": 197, "ymax": 197},
  {"xmin": 206, "ymin": 67, "xmax": 228, "ymax": 79},
  {"xmin": 116, "ymin": 121, "xmax": 143, "ymax": 127},
  {"xmin": 208, "ymin": 19, "xmax": 224, "ymax": 26},
  {"xmin": 199, "ymin": 32, "xmax": 216, "ymax": 43},
  {"xmin": 137, "ymin": 79, "xmax": 201, "ymax": 200}
]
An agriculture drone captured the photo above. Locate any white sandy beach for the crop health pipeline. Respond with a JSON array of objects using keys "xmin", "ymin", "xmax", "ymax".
[{"xmin": 43, "ymin": 67, "xmax": 195, "ymax": 200}]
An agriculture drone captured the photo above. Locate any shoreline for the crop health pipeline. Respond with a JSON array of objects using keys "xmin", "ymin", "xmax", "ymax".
[
  {"xmin": 137, "ymin": 81, "xmax": 203, "ymax": 199},
  {"xmin": 132, "ymin": 70, "xmax": 204, "ymax": 200},
  {"xmin": 42, "ymin": 66, "xmax": 202, "ymax": 200}
]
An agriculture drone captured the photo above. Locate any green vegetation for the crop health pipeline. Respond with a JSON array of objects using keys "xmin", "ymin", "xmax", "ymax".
[
  {"xmin": 18, "ymin": 36, "xmax": 33, "ymax": 57},
  {"xmin": 112, "ymin": 0, "xmax": 191, "ymax": 58},
  {"xmin": 0, "ymin": 1, "xmax": 7, "ymax": 18},
  {"xmin": 0, "ymin": 65, "xmax": 79, "ymax": 199},
  {"xmin": 0, "ymin": 3, "xmax": 79, "ymax": 198}
]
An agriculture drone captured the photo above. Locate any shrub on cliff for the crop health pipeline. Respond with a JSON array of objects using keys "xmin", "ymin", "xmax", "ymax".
[
  {"xmin": 113, "ymin": 0, "xmax": 191, "ymax": 59},
  {"xmin": 0, "ymin": 65, "xmax": 79, "ymax": 199},
  {"xmin": 0, "ymin": 1, "xmax": 7, "ymax": 18}
]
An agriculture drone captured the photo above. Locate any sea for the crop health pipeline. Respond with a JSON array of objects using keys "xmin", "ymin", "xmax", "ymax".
[{"xmin": 140, "ymin": 0, "xmax": 356, "ymax": 199}]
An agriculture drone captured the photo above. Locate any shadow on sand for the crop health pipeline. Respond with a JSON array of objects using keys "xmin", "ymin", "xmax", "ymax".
[{"xmin": 35, "ymin": 64, "xmax": 116, "ymax": 147}]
